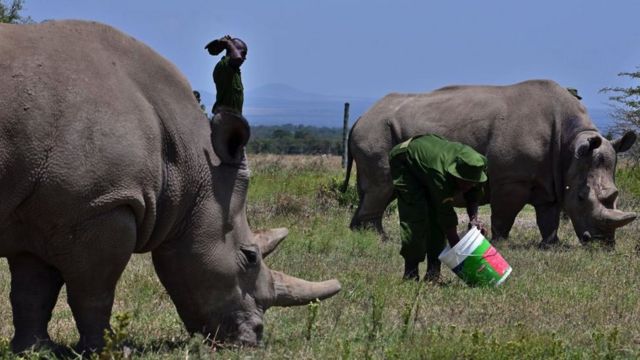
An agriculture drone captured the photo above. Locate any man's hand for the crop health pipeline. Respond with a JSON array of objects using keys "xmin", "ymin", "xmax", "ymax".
[
  {"xmin": 466, "ymin": 201, "xmax": 488, "ymax": 236},
  {"xmin": 468, "ymin": 218, "xmax": 488, "ymax": 236}
]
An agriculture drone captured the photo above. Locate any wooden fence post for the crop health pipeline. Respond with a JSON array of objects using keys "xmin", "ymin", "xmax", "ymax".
[{"xmin": 342, "ymin": 102, "xmax": 350, "ymax": 168}]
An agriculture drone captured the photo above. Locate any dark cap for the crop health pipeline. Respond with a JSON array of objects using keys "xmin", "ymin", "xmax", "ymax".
[{"xmin": 446, "ymin": 147, "xmax": 488, "ymax": 183}]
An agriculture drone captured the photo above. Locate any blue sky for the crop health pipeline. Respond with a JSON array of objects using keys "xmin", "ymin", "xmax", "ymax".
[{"xmin": 23, "ymin": 0, "xmax": 640, "ymax": 110}]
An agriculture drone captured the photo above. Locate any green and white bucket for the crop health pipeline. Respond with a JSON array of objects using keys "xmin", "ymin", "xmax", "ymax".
[{"xmin": 438, "ymin": 227, "xmax": 512, "ymax": 287}]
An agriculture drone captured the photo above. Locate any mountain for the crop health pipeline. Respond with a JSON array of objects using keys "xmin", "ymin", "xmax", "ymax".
[
  {"xmin": 193, "ymin": 84, "xmax": 371, "ymax": 127},
  {"xmin": 243, "ymin": 84, "xmax": 376, "ymax": 127},
  {"xmin": 195, "ymin": 83, "xmax": 618, "ymax": 131}
]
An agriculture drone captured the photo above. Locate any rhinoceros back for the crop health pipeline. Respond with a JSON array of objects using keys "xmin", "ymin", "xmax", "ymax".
[
  {"xmin": 0, "ymin": 20, "xmax": 209, "ymax": 245},
  {"xmin": 352, "ymin": 80, "xmax": 592, "ymax": 183}
]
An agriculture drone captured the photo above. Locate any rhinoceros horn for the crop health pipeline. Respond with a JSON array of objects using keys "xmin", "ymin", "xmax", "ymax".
[
  {"xmin": 270, "ymin": 270, "xmax": 342, "ymax": 307},
  {"xmin": 254, "ymin": 228, "xmax": 289, "ymax": 258},
  {"xmin": 597, "ymin": 207, "xmax": 637, "ymax": 229}
]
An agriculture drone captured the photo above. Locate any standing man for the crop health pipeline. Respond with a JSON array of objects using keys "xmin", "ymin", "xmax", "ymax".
[
  {"xmin": 389, "ymin": 134, "xmax": 488, "ymax": 282},
  {"xmin": 205, "ymin": 35, "xmax": 247, "ymax": 115}
]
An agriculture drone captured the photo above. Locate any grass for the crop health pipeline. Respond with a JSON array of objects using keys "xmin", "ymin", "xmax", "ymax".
[{"xmin": 1, "ymin": 154, "xmax": 640, "ymax": 358}]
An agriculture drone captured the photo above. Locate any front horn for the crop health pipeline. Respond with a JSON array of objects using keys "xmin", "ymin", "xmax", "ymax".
[
  {"xmin": 270, "ymin": 270, "xmax": 341, "ymax": 307},
  {"xmin": 254, "ymin": 228, "xmax": 289, "ymax": 258},
  {"xmin": 597, "ymin": 208, "xmax": 637, "ymax": 229}
]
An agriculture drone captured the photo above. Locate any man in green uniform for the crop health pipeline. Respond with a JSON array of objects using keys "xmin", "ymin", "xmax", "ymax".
[
  {"xmin": 389, "ymin": 134, "xmax": 488, "ymax": 281},
  {"xmin": 205, "ymin": 35, "xmax": 247, "ymax": 115}
]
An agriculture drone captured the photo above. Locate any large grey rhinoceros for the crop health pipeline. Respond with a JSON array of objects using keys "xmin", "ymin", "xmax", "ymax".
[
  {"xmin": 0, "ymin": 20, "xmax": 340, "ymax": 352},
  {"xmin": 343, "ymin": 80, "xmax": 636, "ymax": 246}
]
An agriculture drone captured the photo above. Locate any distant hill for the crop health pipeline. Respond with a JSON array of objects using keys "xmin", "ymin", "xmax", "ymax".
[
  {"xmin": 243, "ymin": 84, "xmax": 375, "ymax": 127},
  {"xmin": 195, "ymin": 84, "xmax": 618, "ymax": 131}
]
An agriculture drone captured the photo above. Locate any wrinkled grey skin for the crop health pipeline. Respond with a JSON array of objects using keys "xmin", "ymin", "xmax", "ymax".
[
  {"xmin": 344, "ymin": 80, "xmax": 636, "ymax": 246},
  {"xmin": 0, "ymin": 20, "xmax": 340, "ymax": 353}
]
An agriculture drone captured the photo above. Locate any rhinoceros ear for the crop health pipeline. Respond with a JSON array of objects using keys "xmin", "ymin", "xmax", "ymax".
[
  {"xmin": 611, "ymin": 131, "xmax": 636, "ymax": 153},
  {"xmin": 255, "ymin": 228, "xmax": 288, "ymax": 258},
  {"xmin": 210, "ymin": 112, "xmax": 251, "ymax": 165},
  {"xmin": 574, "ymin": 134, "xmax": 602, "ymax": 159}
]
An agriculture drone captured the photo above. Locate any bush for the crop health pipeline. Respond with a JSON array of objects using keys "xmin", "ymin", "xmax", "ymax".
[
  {"xmin": 317, "ymin": 177, "xmax": 359, "ymax": 208},
  {"xmin": 616, "ymin": 166, "xmax": 640, "ymax": 198}
]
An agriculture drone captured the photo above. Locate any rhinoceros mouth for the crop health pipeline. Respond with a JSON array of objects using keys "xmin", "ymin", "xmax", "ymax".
[{"xmin": 580, "ymin": 231, "xmax": 614, "ymax": 246}]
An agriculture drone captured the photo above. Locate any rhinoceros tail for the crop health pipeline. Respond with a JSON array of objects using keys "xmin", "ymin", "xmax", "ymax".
[{"xmin": 340, "ymin": 123, "xmax": 356, "ymax": 193}]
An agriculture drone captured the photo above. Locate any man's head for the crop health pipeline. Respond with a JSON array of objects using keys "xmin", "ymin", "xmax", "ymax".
[
  {"xmin": 193, "ymin": 90, "xmax": 201, "ymax": 103},
  {"xmin": 447, "ymin": 147, "xmax": 487, "ymax": 193}
]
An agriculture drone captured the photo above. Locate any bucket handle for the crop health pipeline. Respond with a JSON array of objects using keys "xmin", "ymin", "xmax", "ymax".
[
  {"xmin": 457, "ymin": 250, "xmax": 500, "ymax": 258},
  {"xmin": 454, "ymin": 244, "xmax": 500, "ymax": 258},
  {"xmin": 453, "ymin": 226, "xmax": 496, "ymax": 257}
]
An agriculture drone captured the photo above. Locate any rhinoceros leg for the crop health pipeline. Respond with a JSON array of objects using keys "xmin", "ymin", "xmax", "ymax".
[
  {"xmin": 490, "ymin": 184, "xmax": 530, "ymax": 241},
  {"xmin": 8, "ymin": 253, "xmax": 64, "ymax": 353},
  {"xmin": 534, "ymin": 203, "xmax": 560, "ymax": 247},
  {"xmin": 350, "ymin": 187, "xmax": 393, "ymax": 235},
  {"xmin": 350, "ymin": 170, "xmax": 394, "ymax": 235},
  {"xmin": 55, "ymin": 207, "xmax": 136, "ymax": 353}
]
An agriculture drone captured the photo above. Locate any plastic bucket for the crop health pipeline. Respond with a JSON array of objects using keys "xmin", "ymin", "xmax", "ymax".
[{"xmin": 438, "ymin": 227, "xmax": 512, "ymax": 287}]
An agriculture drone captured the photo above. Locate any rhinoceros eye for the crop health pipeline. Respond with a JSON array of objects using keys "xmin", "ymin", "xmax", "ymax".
[{"xmin": 241, "ymin": 248, "xmax": 259, "ymax": 266}]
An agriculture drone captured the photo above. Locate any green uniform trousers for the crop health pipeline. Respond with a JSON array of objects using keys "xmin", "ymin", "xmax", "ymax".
[{"xmin": 389, "ymin": 145, "xmax": 446, "ymax": 266}]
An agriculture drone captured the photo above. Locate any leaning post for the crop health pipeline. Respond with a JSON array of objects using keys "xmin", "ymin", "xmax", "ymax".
[{"xmin": 342, "ymin": 102, "xmax": 350, "ymax": 168}]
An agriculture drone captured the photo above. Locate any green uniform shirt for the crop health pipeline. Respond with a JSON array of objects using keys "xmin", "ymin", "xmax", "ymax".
[
  {"xmin": 213, "ymin": 56, "xmax": 244, "ymax": 114},
  {"xmin": 403, "ymin": 134, "xmax": 486, "ymax": 230}
]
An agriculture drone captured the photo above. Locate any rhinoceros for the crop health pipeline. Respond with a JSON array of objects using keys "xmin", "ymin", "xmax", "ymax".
[
  {"xmin": 0, "ymin": 20, "xmax": 340, "ymax": 352},
  {"xmin": 343, "ymin": 80, "xmax": 636, "ymax": 246}
]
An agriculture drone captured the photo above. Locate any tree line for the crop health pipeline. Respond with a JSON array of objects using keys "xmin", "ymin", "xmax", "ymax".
[{"xmin": 247, "ymin": 124, "xmax": 344, "ymax": 155}]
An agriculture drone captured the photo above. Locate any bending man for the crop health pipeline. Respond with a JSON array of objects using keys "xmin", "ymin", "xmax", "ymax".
[{"xmin": 389, "ymin": 134, "xmax": 488, "ymax": 281}]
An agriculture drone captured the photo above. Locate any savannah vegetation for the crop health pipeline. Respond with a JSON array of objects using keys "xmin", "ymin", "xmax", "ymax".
[
  {"xmin": 247, "ymin": 125, "xmax": 344, "ymax": 155},
  {"xmin": 0, "ymin": 0, "xmax": 31, "ymax": 24},
  {"xmin": 0, "ymin": 154, "xmax": 639, "ymax": 359},
  {"xmin": 601, "ymin": 68, "xmax": 640, "ymax": 160}
]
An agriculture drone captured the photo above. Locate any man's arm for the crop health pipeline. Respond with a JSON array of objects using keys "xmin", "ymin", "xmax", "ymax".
[
  {"xmin": 466, "ymin": 201, "xmax": 487, "ymax": 234},
  {"xmin": 445, "ymin": 226, "xmax": 461, "ymax": 247},
  {"xmin": 220, "ymin": 36, "xmax": 244, "ymax": 66},
  {"xmin": 463, "ymin": 186, "xmax": 487, "ymax": 235},
  {"xmin": 466, "ymin": 201, "xmax": 479, "ymax": 225},
  {"xmin": 446, "ymin": 202, "xmax": 484, "ymax": 247}
]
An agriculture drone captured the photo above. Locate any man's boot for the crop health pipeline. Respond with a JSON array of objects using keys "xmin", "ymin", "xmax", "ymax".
[
  {"xmin": 403, "ymin": 258, "xmax": 420, "ymax": 281},
  {"xmin": 424, "ymin": 259, "xmax": 441, "ymax": 283}
]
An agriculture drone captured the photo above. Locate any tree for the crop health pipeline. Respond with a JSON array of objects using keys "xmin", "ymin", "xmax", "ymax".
[
  {"xmin": 600, "ymin": 68, "xmax": 640, "ymax": 143},
  {"xmin": 0, "ymin": 0, "xmax": 33, "ymax": 24}
]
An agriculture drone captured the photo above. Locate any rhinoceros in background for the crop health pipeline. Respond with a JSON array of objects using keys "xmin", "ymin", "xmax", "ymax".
[
  {"xmin": 0, "ymin": 20, "xmax": 340, "ymax": 353},
  {"xmin": 343, "ymin": 80, "xmax": 636, "ymax": 246}
]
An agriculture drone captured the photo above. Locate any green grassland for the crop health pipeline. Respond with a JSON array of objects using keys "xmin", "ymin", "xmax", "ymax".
[{"xmin": 1, "ymin": 154, "xmax": 639, "ymax": 359}]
